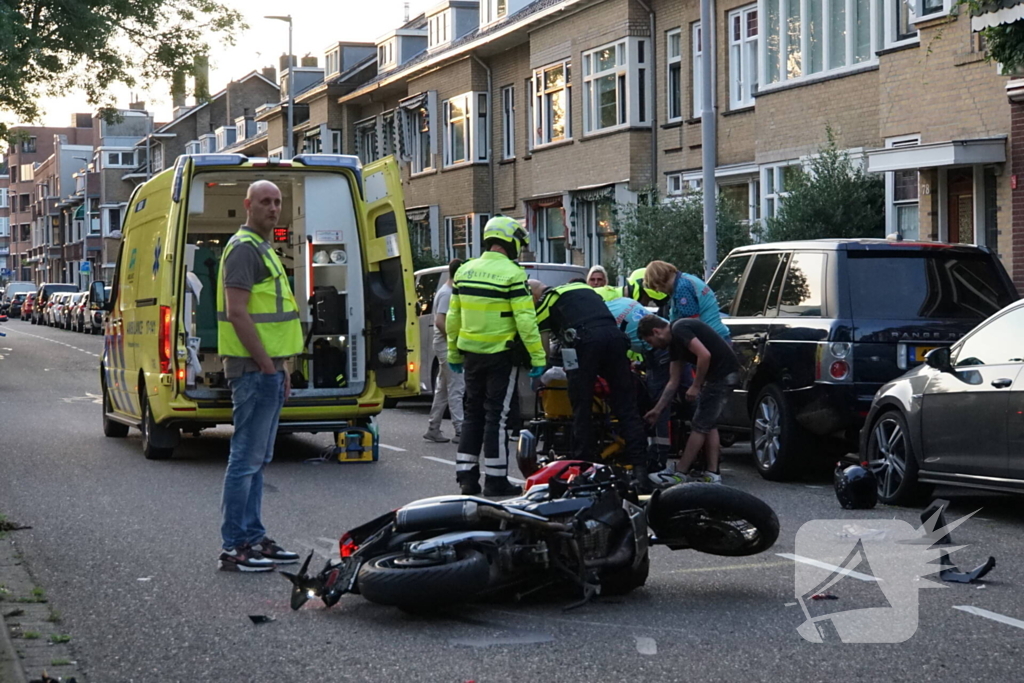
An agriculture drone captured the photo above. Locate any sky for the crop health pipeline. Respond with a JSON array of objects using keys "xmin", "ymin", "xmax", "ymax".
[{"xmin": 35, "ymin": 0, "xmax": 435, "ymax": 127}]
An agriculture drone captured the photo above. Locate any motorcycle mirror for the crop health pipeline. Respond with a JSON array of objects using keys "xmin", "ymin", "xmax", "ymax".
[{"xmin": 280, "ymin": 550, "xmax": 316, "ymax": 610}]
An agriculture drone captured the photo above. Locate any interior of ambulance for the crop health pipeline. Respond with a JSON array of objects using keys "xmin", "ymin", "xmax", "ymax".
[{"xmin": 181, "ymin": 170, "xmax": 366, "ymax": 400}]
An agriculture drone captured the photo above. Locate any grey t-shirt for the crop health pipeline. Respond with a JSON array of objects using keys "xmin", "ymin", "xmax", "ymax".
[
  {"xmin": 432, "ymin": 281, "xmax": 453, "ymax": 347},
  {"xmin": 221, "ymin": 228, "xmax": 290, "ymax": 379}
]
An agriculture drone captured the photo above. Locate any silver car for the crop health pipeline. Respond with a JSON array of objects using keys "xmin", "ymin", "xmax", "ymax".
[
  {"xmin": 406, "ymin": 262, "xmax": 588, "ymax": 413},
  {"xmin": 861, "ymin": 298, "xmax": 1024, "ymax": 505}
]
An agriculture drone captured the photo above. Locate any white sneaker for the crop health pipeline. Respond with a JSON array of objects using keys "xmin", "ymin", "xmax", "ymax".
[
  {"xmin": 423, "ymin": 429, "xmax": 451, "ymax": 443},
  {"xmin": 698, "ymin": 471, "xmax": 722, "ymax": 484},
  {"xmin": 649, "ymin": 466, "xmax": 688, "ymax": 488}
]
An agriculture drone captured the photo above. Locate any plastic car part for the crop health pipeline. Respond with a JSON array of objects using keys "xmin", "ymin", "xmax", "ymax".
[{"xmin": 919, "ymin": 499, "xmax": 996, "ymax": 584}]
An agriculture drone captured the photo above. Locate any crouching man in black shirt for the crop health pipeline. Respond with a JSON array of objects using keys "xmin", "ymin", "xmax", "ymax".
[{"xmin": 639, "ymin": 316, "xmax": 739, "ymax": 484}]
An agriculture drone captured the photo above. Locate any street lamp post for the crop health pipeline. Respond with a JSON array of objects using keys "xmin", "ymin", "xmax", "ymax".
[{"xmin": 265, "ymin": 15, "xmax": 294, "ymax": 159}]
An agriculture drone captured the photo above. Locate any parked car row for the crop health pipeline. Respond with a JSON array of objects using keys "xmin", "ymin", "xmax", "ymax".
[{"xmin": 20, "ymin": 283, "xmax": 109, "ymax": 334}]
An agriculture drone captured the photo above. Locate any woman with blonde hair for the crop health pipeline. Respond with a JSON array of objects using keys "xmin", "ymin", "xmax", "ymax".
[{"xmin": 643, "ymin": 260, "xmax": 730, "ymax": 340}]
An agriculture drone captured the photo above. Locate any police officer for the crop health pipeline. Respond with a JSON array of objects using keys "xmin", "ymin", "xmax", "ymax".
[
  {"xmin": 529, "ymin": 281, "xmax": 651, "ymax": 491},
  {"xmin": 624, "ymin": 268, "xmax": 674, "ymax": 474},
  {"xmin": 447, "ymin": 217, "xmax": 545, "ymax": 497}
]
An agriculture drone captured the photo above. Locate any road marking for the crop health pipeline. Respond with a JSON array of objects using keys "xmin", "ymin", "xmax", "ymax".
[
  {"xmin": 634, "ymin": 636, "xmax": 657, "ymax": 655},
  {"xmin": 379, "ymin": 443, "xmax": 406, "ymax": 452},
  {"xmin": 421, "ymin": 454, "xmax": 525, "ymax": 484},
  {"xmin": 953, "ymin": 606, "xmax": 1024, "ymax": 630},
  {"xmin": 669, "ymin": 560, "xmax": 791, "ymax": 574},
  {"xmin": 777, "ymin": 553, "xmax": 882, "ymax": 582},
  {"xmin": 2, "ymin": 326, "xmax": 99, "ymax": 358}
]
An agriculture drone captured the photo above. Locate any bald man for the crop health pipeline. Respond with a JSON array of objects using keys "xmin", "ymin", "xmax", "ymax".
[{"xmin": 216, "ymin": 180, "xmax": 303, "ymax": 572}]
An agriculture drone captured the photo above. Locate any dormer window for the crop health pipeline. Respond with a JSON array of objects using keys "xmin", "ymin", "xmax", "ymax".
[
  {"xmin": 325, "ymin": 49, "xmax": 341, "ymax": 76},
  {"xmin": 429, "ymin": 11, "xmax": 451, "ymax": 49},
  {"xmin": 378, "ymin": 40, "xmax": 396, "ymax": 71},
  {"xmin": 481, "ymin": 0, "xmax": 506, "ymax": 25}
]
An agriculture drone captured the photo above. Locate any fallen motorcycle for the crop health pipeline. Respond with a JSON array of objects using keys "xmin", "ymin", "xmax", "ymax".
[{"xmin": 283, "ymin": 460, "xmax": 780, "ymax": 612}]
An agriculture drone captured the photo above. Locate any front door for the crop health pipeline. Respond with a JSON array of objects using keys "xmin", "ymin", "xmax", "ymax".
[
  {"xmin": 921, "ymin": 305, "xmax": 1024, "ymax": 478},
  {"xmin": 947, "ymin": 169, "xmax": 974, "ymax": 244}
]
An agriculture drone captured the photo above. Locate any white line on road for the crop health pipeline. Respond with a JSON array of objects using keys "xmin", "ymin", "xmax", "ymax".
[
  {"xmin": 420, "ymin": 454, "xmax": 525, "ymax": 484},
  {"xmin": 953, "ymin": 606, "xmax": 1024, "ymax": 630},
  {"xmin": 379, "ymin": 443, "xmax": 407, "ymax": 452},
  {"xmin": 2, "ymin": 326, "xmax": 99, "ymax": 358},
  {"xmin": 777, "ymin": 553, "xmax": 882, "ymax": 582},
  {"xmin": 634, "ymin": 636, "xmax": 657, "ymax": 655}
]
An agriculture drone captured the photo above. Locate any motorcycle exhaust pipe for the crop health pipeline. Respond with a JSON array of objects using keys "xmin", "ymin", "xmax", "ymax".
[{"xmin": 395, "ymin": 501, "xmax": 482, "ymax": 531}]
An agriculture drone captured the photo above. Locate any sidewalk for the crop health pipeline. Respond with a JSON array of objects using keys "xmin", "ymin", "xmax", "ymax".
[{"xmin": 0, "ymin": 526, "xmax": 85, "ymax": 683}]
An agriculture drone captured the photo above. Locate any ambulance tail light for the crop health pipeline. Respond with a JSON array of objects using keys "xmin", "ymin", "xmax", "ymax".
[{"xmin": 159, "ymin": 305, "xmax": 172, "ymax": 374}]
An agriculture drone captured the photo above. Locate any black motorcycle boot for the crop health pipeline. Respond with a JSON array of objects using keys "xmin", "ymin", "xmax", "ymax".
[
  {"xmin": 459, "ymin": 478, "xmax": 482, "ymax": 495},
  {"xmin": 483, "ymin": 477, "xmax": 522, "ymax": 497}
]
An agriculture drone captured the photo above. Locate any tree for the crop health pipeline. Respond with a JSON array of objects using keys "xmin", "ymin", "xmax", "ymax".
[
  {"xmin": 0, "ymin": 0, "xmax": 246, "ymax": 139},
  {"xmin": 757, "ymin": 127, "xmax": 885, "ymax": 243},
  {"xmin": 616, "ymin": 190, "xmax": 752, "ymax": 277}
]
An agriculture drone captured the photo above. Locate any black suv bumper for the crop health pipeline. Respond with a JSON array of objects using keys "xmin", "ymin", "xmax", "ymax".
[{"xmin": 788, "ymin": 382, "xmax": 878, "ymax": 437}]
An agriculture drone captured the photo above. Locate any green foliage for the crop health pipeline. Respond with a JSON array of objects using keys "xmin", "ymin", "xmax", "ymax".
[
  {"xmin": 22, "ymin": 631, "xmax": 41, "ymax": 639},
  {"xmin": 616, "ymin": 190, "xmax": 752, "ymax": 277},
  {"xmin": 50, "ymin": 634, "xmax": 71, "ymax": 644},
  {"xmin": 0, "ymin": 0, "xmax": 246, "ymax": 139},
  {"xmin": 980, "ymin": 20, "xmax": 1024, "ymax": 72},
  {"xmin": 757, "ymin": 127, "xmax": 885, "ymax": 243},
  {"xmin": 412, "ymin": 249, "xmax": 446, "ymax": 272}
]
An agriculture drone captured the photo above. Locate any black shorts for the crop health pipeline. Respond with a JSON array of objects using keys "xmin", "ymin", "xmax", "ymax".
[{"xmin": 691, "ymin": 373, "xmax": 738, "ymax": 434}]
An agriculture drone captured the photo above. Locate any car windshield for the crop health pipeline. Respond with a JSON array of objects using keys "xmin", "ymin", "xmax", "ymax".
[{"xmin": 847, "ymin": 251, "xmax": 1017, "ymax": 320}]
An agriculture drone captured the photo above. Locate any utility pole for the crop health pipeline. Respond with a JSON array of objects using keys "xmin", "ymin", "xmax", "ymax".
[
  {"xmin": 266, "ymin": 15, "xmax": 294, "ymax": 159},
  {"xmin": 700, "ymin": 0, "xmax": 717, "ymax": 279}
]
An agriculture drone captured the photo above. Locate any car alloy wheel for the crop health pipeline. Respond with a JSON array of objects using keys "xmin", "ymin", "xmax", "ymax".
[
  {"xmin": 866, "ymin": 415, "xmax": 907, "ymax": 501},
  {"xmin": 753, "ymin": 395, "xmax": 782, "ymax": 469}
]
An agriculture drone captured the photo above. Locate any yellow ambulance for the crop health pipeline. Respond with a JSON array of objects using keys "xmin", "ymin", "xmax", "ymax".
[{"xmin": 91, "ymin": 154, "xmax": 419, "ymax": 459}]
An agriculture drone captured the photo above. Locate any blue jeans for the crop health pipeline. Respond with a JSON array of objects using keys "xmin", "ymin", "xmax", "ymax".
[{"xmin": 221, "ymin": 370, "xmax": 285, "ymax": 550}]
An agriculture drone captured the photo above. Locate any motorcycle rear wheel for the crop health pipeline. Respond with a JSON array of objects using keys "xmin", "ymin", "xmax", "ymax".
[
  {"xmin": 648, "ymin": 484, "xmax": 779, "ymax": 557},
  {"xmin": 357, "ymin": 549, "xmax": 491, "ymax": 609}
]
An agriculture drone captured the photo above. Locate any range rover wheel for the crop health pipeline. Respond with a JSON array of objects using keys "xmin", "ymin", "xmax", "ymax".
[
  {"xmin": 751, "ymin": 384, "xmax": 808, "ymax": 481},
  {"xmin": 865, "ymin": 410, "xmax": 932, "ymax": 506}
]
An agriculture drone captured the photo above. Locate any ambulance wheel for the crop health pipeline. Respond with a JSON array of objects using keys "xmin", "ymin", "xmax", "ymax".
[
  {"xmin": 141, "ymin": 395, "xmax": 176, "ymax": 460},
  {"xmin": 102, "ymin": 374, "xmax": 129, "ymax": 438}
]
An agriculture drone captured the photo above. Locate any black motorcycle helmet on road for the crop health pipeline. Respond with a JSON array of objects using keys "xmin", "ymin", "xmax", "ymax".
[{"xmin": 834, "ymin": 462, "xmax": 878, "ymax": 509}]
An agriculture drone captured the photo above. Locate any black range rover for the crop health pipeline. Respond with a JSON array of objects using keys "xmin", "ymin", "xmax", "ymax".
[{"xmin": 706, "ymin": 239, "xmax": 1018, "ymax": 480}]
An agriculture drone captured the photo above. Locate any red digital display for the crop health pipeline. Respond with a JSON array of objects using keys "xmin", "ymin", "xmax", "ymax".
[{"xmin": 273, "ymin": 227, "xmax": 290, "ymax": 243}]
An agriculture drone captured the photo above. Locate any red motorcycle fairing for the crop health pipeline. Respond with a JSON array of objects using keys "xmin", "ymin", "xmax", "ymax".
[{"xmin": 525, "ymin": 459, "xmax": 606, "ymax": 491}]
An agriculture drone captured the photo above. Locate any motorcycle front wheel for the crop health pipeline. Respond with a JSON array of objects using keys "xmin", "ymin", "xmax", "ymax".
[
  {"xmin": 648, "ymin": 484, "xmax": 780, "ymax": 557},
  {"xmin": 357, "ymin": 549, "xmax": 491, "ymax": 609}
]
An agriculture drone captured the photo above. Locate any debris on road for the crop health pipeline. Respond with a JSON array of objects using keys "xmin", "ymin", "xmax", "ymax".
[
  {"xmin": 919, "ymin": 500, "xmax": 996, "ymax": 584},
  {"xmin": 811, "ymin": 594, "xmax": 839, "ymax": 601},
  {"xmin": 248, "ymin": 615, "xmax": 275, "ymax": 625}
]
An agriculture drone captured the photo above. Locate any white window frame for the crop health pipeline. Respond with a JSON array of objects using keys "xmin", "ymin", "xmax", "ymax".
[
  {"xmin": 719, "ymin": 177, "xmax": 762, "ymax": 226},
  {"xmin": 330, "ymin": 129, "xmax": 343, "ymax": 154},
  {"xmin": 581, "ymin": 37, "xmax": 651, "ymax": 134},
  {"xmin": 759, "ymin": 0, "xmax": 885, "ymax": 91},
  {"xmin": 884, "ymin": 0, "xmax": 918, "ymax": 46},
  {"xmin": 104, "ymin": 150, "xmax": 136, "ymax": 168},
  {"xmin": 377, "ymin": 40, "xmax": 396, "ymax": 71},
  {"xmin": 692, "ymin": 22, "xmax": 703, "ymax": 119},
  {"xmin": 501, "ymin": 86, "xmax": 516, "ymax": 159},
  {"xmin": 326, "ymin": 49, "xmax": 340, "ymax": 77},
  {"xmin": 531, "ymin": 203, "xmax": 569, "ymax": 263},
  {"xmin": 445, "ymin": 214, "xmax": 472, "ymax": 260},
  {"xmin": 442, "ymin": 92, "xmax": 489, "ymax": 168},
  {"xmin": 0, "ymin": 187, "xmax": 8, "ymax": 209},
  {"xmin": 884, "ymin": 135, "xmax": 921, "ymax": 239},
  {"xmin": 666, "ymin": 173, "xmax": 685, "ymax": 197},
  {"xmin": 761, "ymin": 162, "xmax": 799, "ymax": 220},
  {"xmin": 728, "ymin": 5, "xmax": 759, "ymax": 109},
  {"xmin": 0, "ymin": 217, "xmax": 9, "ymax": 237},
  {"xmin": 912, "ymin": 0, "xmax": 948, "ymax": 23},
  {"xmin": 533, "ymin": 61, "xmax": 572, "ymax": 147},
  {"xmin": 481, "ymin": 0, "xmax": 508, "ymax": 26},
  {"xmin": 578, "ymin": 198, "xmax": 617, "ymax": 269},
  {"xmin": 667, "ymin": 29, "xmax": 683, "ymax": 122},
  {"xmin": 355, "ymin": 117, "xmax": 379, "ymax": 165},
  {"xmin": 405, "ymin": 95, "xmax": 437, "ymax": 174},
  {"xmin": 429, "ymin": 11, "xmax": 451, "ymax": 49}
]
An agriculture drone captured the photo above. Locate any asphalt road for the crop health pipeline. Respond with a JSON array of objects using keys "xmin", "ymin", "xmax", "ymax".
[{"xmin": 2, "ymin": 317, "xmax": 1024, "ymax": 682}]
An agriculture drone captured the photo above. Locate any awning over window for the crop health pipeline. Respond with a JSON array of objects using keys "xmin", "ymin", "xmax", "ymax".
[
  {"xmin": 73, "ymin": 205, "xmax": 85, "ymax": 220},
  {"xmin": 972, "ymin": 0, "xmax": 1024, "ymax": 30},
  {"xmin": 866, "ymin": 137, "xmax": 1006, "ymax": 173}
]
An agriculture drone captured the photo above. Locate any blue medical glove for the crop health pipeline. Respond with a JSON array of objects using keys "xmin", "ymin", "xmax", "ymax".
[
  {"xmin": 448, "ymin": 362, "xmax": 464, "ymax": 374},
  {"xmin": 528, "ymin": 366, "xmax": 545, "ymax": 378}
]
